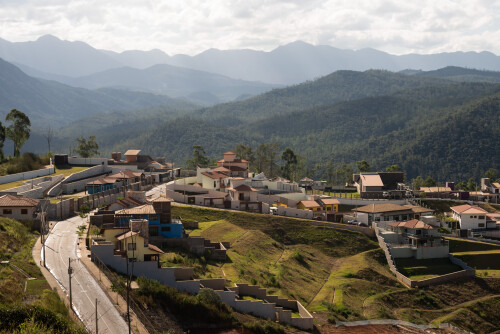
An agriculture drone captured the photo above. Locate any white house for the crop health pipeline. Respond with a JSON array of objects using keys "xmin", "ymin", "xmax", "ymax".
[{"xmin": 451, "ymin": 204, "xmax": 489, "ymax": 230}]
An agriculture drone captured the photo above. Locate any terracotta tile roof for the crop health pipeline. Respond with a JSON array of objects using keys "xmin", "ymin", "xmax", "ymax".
[
  {"xmin": 212, "ymin": 166, "xmax": 231, "ymax": 173},
  {"xmin": 300, "ymin": 177, "xmax": 313, "ymax": 182},
  {"xmin": 420, "ymin": 187, "xmax": 452, "ymax": 192},
  {"xmin": 217, "ymin": 158, "xmax": 248, "ymax": 163},
  {"xmin": 451, "ymin": 204, "xmax": 488, "ymax": 214},
  {"xmin": 389, "ymin": 219, "xmax": 434, "ymax": 229},
  {"xmin": 109, "ymin": 170, "xmax": 143, "ymax": 179},
  {"xmin": 116, "ymin": 231, "xmax": 139, "ymax": 240},
  {"xmin": 299, "ymin": 200, "xmax": 322, "ymax": 208},
  {"xmin": 402, "ymin": 205, "xmax": 433, "ymax": 213},
  {"xmin": 360, "ymin": 174, "xmax": 384, "ymax": 187},
  {"xmin": 116, "ymin": 204, "xmax": 158, "ymax": 215},
  {"xmin": 0, "ymin": 195, "xmax": 39, "ymax": 207},
  {"xmin": 150, "ymin": 196, "xmax": 173, "ymax": 203},
  {"xmin": 124, "ymin": 150, "xmax": 141, "ymax": 156},
  {"xmin": 231, "ymin": 184, "xmax": 257, "ymax": 192},
  {"xmin": 224, "ymin": 151, "xmax": 236, "ymax": 155},
  {"xmin": 320, "ymin": 198, "xmax": 340, "ymax": 205},
  {"xmin": 492, "ymin": 183, "xmax": 500, "ymax": 188},
  {"xmin": 227, "ymin": 165, "xmax": 248, "ymax": 171},
  {"xmin": 147, "ymin": 244, "xmax": 164, "ymax": 253},
  {"xmin": 86, "ymin": 177, "xmax": 118, "ymax": 185},
  {"xmin": 201, "ymin": 172, "xmax": 230, "ymax": 179},
  {"xmin": 353, "ymin": 203, "xmax": 412, "ymax": 213}
]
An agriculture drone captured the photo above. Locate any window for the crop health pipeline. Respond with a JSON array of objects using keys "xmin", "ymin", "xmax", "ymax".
[
  {"xmin": 149, "ymin": 226, "xmax": 159, "ymax": 236},
  {"xmin": 214, "ymin": 181, "xmax": 216, "ymax": 188},
  {"xmin": 3, "ymin": 209, "xmax": 12, "ymax": 215},
  {"xmin": 478, "ymin": 216, "xmax": 485, "ymax": 219},
  {"xmin": 21, "ymin": 209, "xmax": 28, "ymax": 215},
  {"xmin": 478, "ymin": 223, "xmax": 485, "ymax": 227},
  {"xmin": 161, "ymin": 226, "xmax": 171, "ymax": 232},
  {"xmin": 127, "ymin": 243, "xmax": 136, "ymax": 251},
  {"xmin": 384, "ymin": 216, "xmax": 389, "ymax": 221}
]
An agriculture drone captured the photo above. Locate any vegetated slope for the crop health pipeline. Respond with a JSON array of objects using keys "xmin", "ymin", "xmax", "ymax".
[
  {"xmin": 0, "ymin": 57, "xmax": 182, "ymax": 125},
  {"xmin": 412, "ymin": 66, "xmax": 500, "ymax": 83},
  {"xmin": 0, "ymin": 217, "xmax": 85, "ymax": 333},
  {"xmin": 169, "ymin": 206, "xmax": 500, "ymax": 332},
  {"xmin": 195, "ymin": 69, "xmax": 451, "ymax": 124},
  {"xmin": 59, "ymin": 63, "xmax": 280, "ymax": 103}
]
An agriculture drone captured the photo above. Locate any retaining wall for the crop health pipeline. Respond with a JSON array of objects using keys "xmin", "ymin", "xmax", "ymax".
[
  {"xmin": 277, "ymin": 206, "xmax": 313, "ymax": 219},
  {"xmin": 68, "ymin": 157, "xmax": 109, "ymax": 165},
  {"xmin": 0, "ymin": 166, "xmax": 54, "ymax": 185}
]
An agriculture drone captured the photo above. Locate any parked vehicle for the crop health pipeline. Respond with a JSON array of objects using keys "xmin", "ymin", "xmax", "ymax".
[
  {"xmin": 383, "ymin": 191, "xmax": 391, "ymax": 198},
  {"xmin": 347, "ymin": 219, "xmax": 359, "ymax": 225},
  {"xmin": 357, "ymin": 222, "xmax": 368, "ymax": 227}
]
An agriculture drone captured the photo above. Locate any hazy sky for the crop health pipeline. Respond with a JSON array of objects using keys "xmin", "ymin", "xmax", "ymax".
[{"xmin": 1, "ymin": 0, "xmax": 499, "ymax": 55}]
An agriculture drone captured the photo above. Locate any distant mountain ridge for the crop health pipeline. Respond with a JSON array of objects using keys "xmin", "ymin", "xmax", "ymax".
[{"xmin": 1, "ymin": 35, "xmax": 500, "ymax": 85}]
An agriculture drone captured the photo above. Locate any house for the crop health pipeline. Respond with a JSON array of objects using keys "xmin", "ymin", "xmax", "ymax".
[
  {"xmin": 297, "ymin": 200, "xmax": 322, "ymax": 212},
  {"xmin": 108, "ymin": 170, "xmax": 143, "ymax": 186},
  {"xmin": 318, "ymin": 198, "xmax": 340, "ymax": 213},
  {"xmin": 378, "ymin": 219, "xmax": 449, "ymax": 259},
  {"xmin": 353, "ymin": 172, "xmax": 405, "ymax": 198},
  {"xmin": 353, "ymin": 203, "xmax": 432, "ymax": 226},
  {"xmin": 115, "ymin": 197, "xmax": 184, "ymax": 242},
  {"xmin": 0, "ymin": 195, "xmax": 39, "ymax": 220},
  {"xmin": 86, "ymin": 177, "xmax": 120, "ymax": 194},
  {"xmin": 298, "ymin": 177, "xmax": 314, "ymax": 188},
  {"xmin": 124, "ymin": 150, "xmax": 141, "ymax": 163},
  {"xmin": 451, "ymin": 204, "xmax": 489, "ymax": 230},
  {"xmin": 481, "ymin": 178, "xmax": 500, "ymax": 194},
  {"xmin": 216, "ymin": 151, "xmax": 249, "ymax": 178},
  {"xmin": 107, "ymin": 196, "xmax": 144, "ymax": 211},
  {"xmin": 199, "ymin": 171, "xmax": 231, "ymax": 190}
]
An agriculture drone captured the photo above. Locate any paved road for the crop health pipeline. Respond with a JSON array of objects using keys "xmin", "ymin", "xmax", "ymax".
[{"xmin": 43, "ymin": 215, "xmax": 129, "ymax": 334}]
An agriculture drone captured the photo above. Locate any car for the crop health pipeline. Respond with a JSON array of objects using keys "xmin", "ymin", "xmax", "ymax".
[
  {"xmin": 357, "ymin": 222, "xmax": 368, "ymax": 227},
  {"xmin": 347, "ymin": 219, "xmax": 358, "ymax": 225},
  {"xmin": 382, "ymin": 191, "xmax": 391, "ymax": 198}
]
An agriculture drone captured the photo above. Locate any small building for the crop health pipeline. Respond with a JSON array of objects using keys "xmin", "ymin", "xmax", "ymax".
[
  {"xmin": 318, "ymin": 198, "xmax": 340, "ymax": 213},
  {"xmin": 0, "ymin": 195, "xmax": 39, "ymax": 220},
  {"xmin": 86, "ymin": 177, "xmax": 120, "ymax": 194},
  {"xmin": 353, "ymin": 172, "xmax": 405, "ymax": 198},
  {"xmin": 216, "ymin": 151, "xmax": 249, "ymax": 178},
  {"xmin": 124, "ymin": 150, "xmax": 141, "ymax": 163},
  {"xmin": 116, "ymin": 231, "xmax": 164, "ymax": 262},
  {"xmin": 451, "ymin": 204, "xmax": 489, "ymax": 230},
  {"xmin": 353, "ymin": 203, "xmax": 432, "ymax": 226},
  {"xmin": 298, "ymin": 177, "xmax": 314, "ymax": 188}
]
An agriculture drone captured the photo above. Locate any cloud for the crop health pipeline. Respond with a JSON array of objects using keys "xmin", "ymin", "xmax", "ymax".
[{"xmin": 0, "ymin": 0, "xmax": 498, "ymax": 55}]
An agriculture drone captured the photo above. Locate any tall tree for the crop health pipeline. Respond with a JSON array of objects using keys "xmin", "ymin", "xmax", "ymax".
[
  {"xmin": 386, "ymin": 164, "xmax": 401, "ymax": 172},
  {"xmin": 185, "ymin": 145, "xmax": 209, "ymax": 169},
  {"xmin": 74, "ymin": 136, "xmax": 99, "ymax": 158},
  {"xmin": 412, "ymin": 176, "xmax": 424, "ymax": 190},
  {"xmin": 234, "ymin": 144, "xmax": 254, "ymax": 164},
  {"xmin": 485, "ymin": 168, "xmax": 498, "ymax": 181},
  {"xmin": 356, "ymin": 160, "xmax": 371, "ymax": 173},
  {"xmin": 0, "ymin": 122, "xmax": 5, "ymax": 161},
  {"xmin": 5, "ymin": 109, "xmax": 30, "ymax": 157},
  {"xmin": 281, "ymin": 147, "xmax": 298, "ymax": 181},
  {"xmin": 267, "ymin": 142, "xmax": 281, "ymax": 178},
  {"xmin": 46, "ymin": 126, "xmax": 54, "ymax": 156},
  {"xmin": 423, "ymin": 176, "xmax": 436, "ymax": 187}
]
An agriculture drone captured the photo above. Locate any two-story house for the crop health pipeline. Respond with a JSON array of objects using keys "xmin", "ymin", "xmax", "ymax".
[{"xmin": 451, "ymin": 204, "xmax": 489, "ymax": 230}]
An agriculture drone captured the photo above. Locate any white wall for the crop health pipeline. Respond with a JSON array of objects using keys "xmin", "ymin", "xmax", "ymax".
[
  {"xmin": 68, "ymin": 157, "xmax": 109, "ymax": 165},
  {"xmin": 458, "ymin": 214, "xmax": 487, "ymax": 230},
  {"xmin": 0, "ymin": 166, "xmax": 54, "ymax": 185},
  {"xmin": 277, "ymin": 206, "xmax": 313, "ymax": 219}
]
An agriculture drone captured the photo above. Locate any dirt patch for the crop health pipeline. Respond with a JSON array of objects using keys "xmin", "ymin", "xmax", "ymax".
[
  {"xmin": 354, "ymin": 268, "xmax": 400, "ymax": 287},
  {"xmin": 423, "ymin": 277, "xmax": 500, "ymax": 306}
]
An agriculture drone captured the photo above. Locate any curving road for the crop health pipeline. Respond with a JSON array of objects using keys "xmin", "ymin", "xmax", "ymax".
[{"xmin": 43, "ymin": 214, "xmax": 129, "ymax": 334}]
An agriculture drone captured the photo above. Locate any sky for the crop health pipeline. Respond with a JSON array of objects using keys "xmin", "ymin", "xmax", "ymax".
[{"xmin": 1, "ymin": 0, "xmax": 499, "ymax": 56}]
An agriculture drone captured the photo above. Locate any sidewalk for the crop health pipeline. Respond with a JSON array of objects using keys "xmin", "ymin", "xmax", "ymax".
[{"xmin": 78, "ymin": 221, "xmax": 149, "ymax": 334}]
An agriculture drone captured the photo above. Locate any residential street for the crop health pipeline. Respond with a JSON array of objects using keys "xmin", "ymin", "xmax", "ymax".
[{"xmin": 43, "ymin": 214, "xmax": 129, "ymax": 334}]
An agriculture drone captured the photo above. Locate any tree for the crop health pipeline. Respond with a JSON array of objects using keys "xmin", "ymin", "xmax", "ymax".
[
  {"xmin": 74, "ymin": 136, "xmax": 99, "ymax": 158},
  {"xmin": 234, "ymin": 144, "xmax": 254, "ymax": 164},
  {"xmin": 485, "ymin": 168, "xmax": 498, "ymax": 181},
  {"xmin": 386, "ymin": 164, "xmax": 401, "ymax": 172},
  {"xmin": 281, "ymin": 147, "xmax": 298, "ymax": 181},
  {"xmin": 412, "ymin": 176, "xmax": 424, "ymax": 190},
  {"xmin": 466, "ymin": 177, "xmax": 477, "ymax": 191},
  {"xmin": 185, "ymin": 145, "xmax": 209, "ymax": 169},
  {"xmin": 46, "ymin": 126, "xmax": 54, "ymax": 156},
  {"xmin": 5, "ymin": 109, "xmax": 30, "ymax": 157},
  {"xmin": 423, "ymin": 176, "xmax": 436, "ymax": 187},
  {"xmin": 0, "ymin": 122, "xmax": 5, "ymax": 161},
  {"xmin": 356, "ymin": 160, "xmax": 370, "ymax": 173}
]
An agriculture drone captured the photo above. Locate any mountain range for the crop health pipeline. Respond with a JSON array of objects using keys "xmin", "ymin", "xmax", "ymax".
[{"xmin": 2, "ymin": 35, "xmax": 500, "ymax": 86}]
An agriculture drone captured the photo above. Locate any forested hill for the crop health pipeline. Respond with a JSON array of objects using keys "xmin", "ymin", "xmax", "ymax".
[
  {"xmin": 411, "ymin": 66, "xmax": 500, "ymax": 83},
  {"xmin": 195, "ymin": 70, "xmax": 451, "ymax": 124}
]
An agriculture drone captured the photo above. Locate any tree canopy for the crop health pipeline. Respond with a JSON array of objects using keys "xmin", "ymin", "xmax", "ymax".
[
  {"xmin": 74, "ymin": 136, "xmax": 99, "ymax": 158},
  {"xmin": 5, "ymin": 109, "xmax": 30, "ymax": 157}
]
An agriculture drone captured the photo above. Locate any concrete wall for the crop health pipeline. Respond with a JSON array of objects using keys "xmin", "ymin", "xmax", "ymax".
[
  {"xmin": 277, "ymin": 206, "xmax": 313, "ymax": 219},
  {"xmin": 68, "ymin": 157, "xmax": 109, "ymax": 165},
  {"xmin": 0, "ymin": 166, "xmax": 54, "ymax": 185},
  {"xmin": 0, "ymin": 174, "xmax": 65, "ymax": 199},
  {"xmin": 390, "ymin": 247, "xmax": 414, "ymax": 258},
  {"xmin": 415, "ymin": 245, "xmax": 449, "ymax": 259},
  {"xmin": 47, "ymin": 164, "xmax": 111, "ymax": 197}
]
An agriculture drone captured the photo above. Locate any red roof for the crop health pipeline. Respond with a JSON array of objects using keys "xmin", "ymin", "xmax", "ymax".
[
  {"xmin": 147, "ymin": 244, "xmax": 164, "ymax": 253},
  {"xmin": 0, "ymin": 195, "xmax": 39, "ymax": 207},
  {"xmin": 299, "ymin": 200, "xmax": 321, "ymax": 208},
  {"xmin": 232, "ymin": 184, "xmax": 257, "ymax": 192},
  {"xmin": 360, "ymin": 174, "xmax": 384, "ymax": 187},
  {"xmin": 320, "ymin": 198, "xmax": 340, "ymax": 205},
  {"xmin": 109, "ymin": 170, "xmax": 143, "ymax": 179},
  {"xmin": 451, "ymin": 204, "xmax": 487, "ymax": 214},
  {"xmin": 201, "ymin": 172, "xmax": 229, "ymax": 179},
  {"xmin": 389, "ymin": 219, "xmax": 434, "ymax": 229}
]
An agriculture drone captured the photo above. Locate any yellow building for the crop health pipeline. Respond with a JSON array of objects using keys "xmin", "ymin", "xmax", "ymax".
[
  {"xmin": 116, "ymin": 231, "xmax": 163, "ymax": 262},
  {"xmin": 297, "ymin": 200, "xmax": 322, "ymax": 212},
  {"xmin": 318, "ymin": 198, "xmax": 340, "ymax": 213}
]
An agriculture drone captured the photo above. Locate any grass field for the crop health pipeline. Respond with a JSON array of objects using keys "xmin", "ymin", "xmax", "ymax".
[
  {"xmin": 165, "ymin": 205, "xmax": 500, "ymax": 331},
  {"xmin": 447, "ymin": 238, "xmax": 500, "ymax": 278},
  {"xmin": 394, "ymin": 258, "xmax": 462, "ymax": 280},
  {"xmin": 0, "ymin": 165, "xmax": 89, "ymax": 191}
]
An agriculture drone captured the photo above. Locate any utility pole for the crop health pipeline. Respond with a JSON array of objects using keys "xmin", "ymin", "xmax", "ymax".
[
  {"xmin": 68, "ymin": 258, "xmax": 73, "ymax": 309},
  {"xmin": 95, "ymin": 298, "xmax": 98, "ymax": 334},
  {"xmin": 126, "ymin": 253, "xmax": 131, "ymax": 334}
]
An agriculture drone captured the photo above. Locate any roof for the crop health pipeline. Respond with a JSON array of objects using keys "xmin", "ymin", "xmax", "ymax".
[
  {"xmin": 217, "ymin": 158, "xmax": 248, "ymax": 163},
  {"xmin": 492, "ymin": 183, "xmax": 500, "ymax": 188},
  {"xmin": 116, "ymin": 231, "xmax": 139, "ymax": 241},
  {"xmin": 300, "ymin": 177, "xmax": 314, "ymax": 182},
  {"xmin": 224, "ymin": 151, "xmax": 236, "ymax": 155},
  {"xmin": 389, "ymin": 219, "xmax": 434, "ymax": 229},
  {"xmin": 201, "ymin": 172, "xmax": 229, "ymax": 179},
  {"xmin": 212, "ymin": 166, "xmax": 231, "ymax": 173},
  {"xmin": 116, "ymin": 204, "xmax": 158, "ymax": 215},
  {"xmin": 150, "ymin": 196, "xmax": 173, "ymax": 203},
  {"xmin": 231, "ymin": 184, "xmax": 257, "ymax": 192},
  {"xmin": 353, "ymin": 203, "xmax": 413, "ymax": 213},
  {"xmin": 451, "ymin": 204, "xmax": 488, "ymax": 214},
  {"xmin": 299, "ymin": 200, "xmax": 322, "ymax": 208},
  {"xmin": 147, "ymin": 244, "xmax": 164, "ymax": 253},
  {"xmin": 124, "ymin": 150, "xmax": 141, "ymax": 156},
  {"xmin": 420, "ymin": 187, "xmax": 452, "ymax": 193},
  {"xmin": 86, "ymin": 177, "xmax": 117, "ymax": 185},
  {"xmin": 227, "ymin": 165, "xmax": 248, "ymax": 172},
  {"xmin": 403, "ymin": 205, "xmax": 433, "ymax": 213},
  {"xmin": 360, "ymin": 174, "xmax": 384, "ymax": 187},
  {"xmin": 0, "ymin": 195, "xmax": 39, "ymax": 207},
  {"xmin": 320, "ymin": 198, "xmax": 340, "ymax": 205},
  {"xmin": 109, "ymin": 170, "xmax": 143, "ymax": 179}
]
